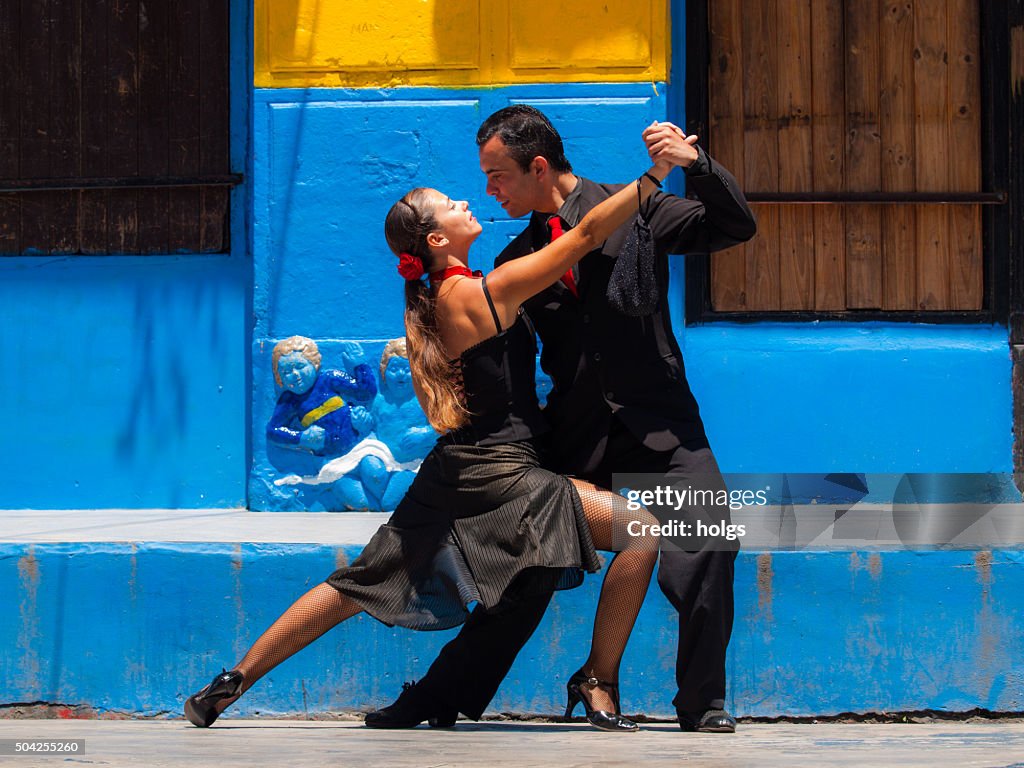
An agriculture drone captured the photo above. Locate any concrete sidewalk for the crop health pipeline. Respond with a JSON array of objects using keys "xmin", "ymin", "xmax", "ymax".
[
  {"xmin": 0, "ymin": 509, "xmax": 391, "ymax": 544},
  {"xmin": 1, "ymin": 719, "xmax": 1023, "ymax": 768}
]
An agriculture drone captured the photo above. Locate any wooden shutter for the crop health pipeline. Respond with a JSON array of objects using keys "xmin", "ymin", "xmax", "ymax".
[
  {"xmin": 0, "ymin": 0, "xmax": 234, "ymax": 256},
  {"xmin": 708, "ymin": 0, "xmax": 984, "ymax": 312}
]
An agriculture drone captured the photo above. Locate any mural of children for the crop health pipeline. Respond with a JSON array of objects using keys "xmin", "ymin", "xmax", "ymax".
[
  {"xmin": 266, "ymin": 336, "xmax": 376, "ymax": 457},
  {"xmin": 271, "ymin": 338, "xmax": 431, "ymax": 511}
]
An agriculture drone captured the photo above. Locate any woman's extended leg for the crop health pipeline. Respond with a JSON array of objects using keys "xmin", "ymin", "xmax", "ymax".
[
  {"xmin": 186, "ymin": 583, "xmax": 362, "ymax": 726},
  {"xmin": 568, "ymin": 479, "xmax": 659, "ymax": 720}
]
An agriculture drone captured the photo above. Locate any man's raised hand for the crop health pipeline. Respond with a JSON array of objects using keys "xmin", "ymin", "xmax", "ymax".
[{"xmin": 643, "ymin": 121, "xmax": 699, "ymax": 169}]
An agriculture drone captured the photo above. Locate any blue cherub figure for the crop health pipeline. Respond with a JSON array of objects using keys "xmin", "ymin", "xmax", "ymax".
[
  {"xmin": 267, "ymin": 336, "xmax": 376, "ymax": 457},
  {"xmin": 363, "ymin": 338, "xmax": 437, "ymax": 508},
  {"xmin": 373, "ymin": 338, "xmax": 437, "ymax": 463}
]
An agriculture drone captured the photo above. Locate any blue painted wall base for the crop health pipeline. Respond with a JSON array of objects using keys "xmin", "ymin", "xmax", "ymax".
[{"xmin": 4, "ymin": 542, "xmax": 1021, "ymax": 718}]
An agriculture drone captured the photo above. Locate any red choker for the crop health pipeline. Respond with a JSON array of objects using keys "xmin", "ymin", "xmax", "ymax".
[{"xmin": 429, "ymin": 266, "xmax": 483, "ymax": 285}]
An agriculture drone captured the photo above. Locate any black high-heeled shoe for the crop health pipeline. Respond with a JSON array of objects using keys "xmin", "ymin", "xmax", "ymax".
[
  {"xmin": 564, "ymin": 669, "xmax": 639, "ymax": 732},
  {"xmin": 184, "ymin": 669, "xmax": 244, "ymax": 727}
]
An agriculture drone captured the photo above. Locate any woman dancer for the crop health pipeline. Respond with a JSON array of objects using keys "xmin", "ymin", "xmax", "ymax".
[{"xmin": 185, "ymin": 144, "xmax": 677, "ymax": 732}]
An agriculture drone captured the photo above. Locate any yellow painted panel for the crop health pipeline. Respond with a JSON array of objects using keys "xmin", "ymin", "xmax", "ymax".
[
  {"xmin": 262, "ymin": 0, "xmax": 480, "ymax": 73},
  {"xmin": 508, "ymin": 1, "xmax": 653, "ymax": 70},
  {"xmin": 255, "ymin": 0, "xmax": 668, "ymax": 88}
]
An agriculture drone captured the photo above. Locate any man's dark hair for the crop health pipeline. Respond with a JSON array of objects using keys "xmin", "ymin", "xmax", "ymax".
[{"xmin": 476, "ymin": 105, "xmax": 572, "ymax": 174}]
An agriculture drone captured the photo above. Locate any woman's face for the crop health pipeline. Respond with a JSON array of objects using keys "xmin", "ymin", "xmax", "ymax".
[{"xmin": 428, "ymin": 189, "xmax": 482, "ymax": 250}]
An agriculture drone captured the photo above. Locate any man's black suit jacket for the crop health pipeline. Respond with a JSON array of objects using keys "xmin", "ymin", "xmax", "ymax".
[{"xmin": 494, "ymin": 157, "xmax": 756, "ymax": 475}]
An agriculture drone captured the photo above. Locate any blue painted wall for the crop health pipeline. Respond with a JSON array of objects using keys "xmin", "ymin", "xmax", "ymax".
[
  {"xmin": 4, "ymin": 543, "xmax": 1020, "ymax": 717},
  {"xmin": 686, "ymin": 323, "xmax": 1012, "ymax": 473},
  {"xmin": 248, "ymin": 84, "xmax": 1012, "ymax": 508},
  {"xmin": 0, "ymin": 257, "xmax": 247, "ymax": 508},
  {"xmin": 250, "ymin": 85, "xmax": 669, "ymax": 342}
]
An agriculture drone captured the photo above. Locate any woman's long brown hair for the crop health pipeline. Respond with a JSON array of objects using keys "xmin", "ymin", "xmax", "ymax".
[{"xmin": 384, "ymin": 188, "xmax": 469, "ymax": 433}]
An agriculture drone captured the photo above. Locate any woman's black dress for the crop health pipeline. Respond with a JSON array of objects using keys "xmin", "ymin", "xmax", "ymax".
[{"xmin": 325, "ymin": 284, "xmax": 600, "ymax": 630}]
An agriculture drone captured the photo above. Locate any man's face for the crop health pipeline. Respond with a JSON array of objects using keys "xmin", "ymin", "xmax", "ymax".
[{"xmin": 478, "ymin": 136, "xmax": 543, "ymax": 219}]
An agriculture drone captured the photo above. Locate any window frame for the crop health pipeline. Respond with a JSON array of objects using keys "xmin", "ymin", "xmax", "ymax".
[{"xmin": 682, "ymin": 0, "xmax": 1012, "ymax": 326}]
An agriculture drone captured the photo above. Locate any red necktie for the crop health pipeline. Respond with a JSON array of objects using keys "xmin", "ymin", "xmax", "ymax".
[{"xmin": 548, "ymin": 215, "xmax": 578, "ymax": 297}]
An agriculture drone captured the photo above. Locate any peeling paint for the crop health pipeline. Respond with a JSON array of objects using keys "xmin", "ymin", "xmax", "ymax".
[
  {"xmin": 867, "ymin": 553, "xmax": 882, "ymax": 579},
  {"xmin": 848, "ymin": 551, "xmax": 882, "ymax": 580},
  {"xmin": 756, "ymin": 552, "xmax": 774, "ymax": 619},
  {"xmin": 17, "ymin": 548, "xmax": 39, "ymax": 583},
  {"xmin": 232, "ymin": 544, "xmax": 246, "ymax": 663},
  {"xmin": 975, "ymin": 550, "xmax": 994, "ymax": 588},
  {"xmin": 125, "ymin": 543, "xmax": 145, "ymax": 693},
  {"xmin": 129, "ymin": 542, "xmax": 138, "ymax": 604},
  {"xmin": 17, "ymin": 547, "xmax": 41, "ymax": 694},
  {"xmin": 973, "ymin": 551, "xmax": 1006, "ymax": 688},
  {"xmin": 335, "ymin": 547, "xmax": 348, "ymax": 571},
  {"xmin": 0, "ymin": 703, "xmax": 101, "ymax": 720}
]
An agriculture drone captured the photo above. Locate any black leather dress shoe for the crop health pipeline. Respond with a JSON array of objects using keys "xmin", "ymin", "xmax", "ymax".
[
  {"xmin": 678, "ymin": 708, "xmax": 737, "ymax": 733},
  {"xmin": 364, "ymin": 681, "xmax": 458, "ymax": 729}
]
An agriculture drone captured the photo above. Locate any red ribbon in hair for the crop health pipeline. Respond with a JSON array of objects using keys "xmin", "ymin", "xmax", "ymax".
[{"xmin": 397, "ymin": 252, "xmax": 425, "ymax": 281}]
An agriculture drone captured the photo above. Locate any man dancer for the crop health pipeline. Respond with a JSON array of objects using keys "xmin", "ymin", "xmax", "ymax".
[{"xmin": 367, "ymin": 106, "xmax": 755, "ymax": 732}]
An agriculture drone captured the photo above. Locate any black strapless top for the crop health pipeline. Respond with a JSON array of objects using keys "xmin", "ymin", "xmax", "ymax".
[{"xmin": 446, "ymin": 278, "xmax": 549, "ymax": 447}]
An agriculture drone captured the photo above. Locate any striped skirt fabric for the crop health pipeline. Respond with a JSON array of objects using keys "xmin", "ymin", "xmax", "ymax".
[{"xmin": 325, "ymin": 438, "xmax": 600, "ymax": 631}]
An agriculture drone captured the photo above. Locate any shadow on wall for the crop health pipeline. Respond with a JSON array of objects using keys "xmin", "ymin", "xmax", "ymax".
[
  {"xmin": 116, "ymin": 279, "xmax": 230, "ymax": 508},
  {"xmin": 259, "ymin": 336, "xmax": 436, "ymax": 511}
]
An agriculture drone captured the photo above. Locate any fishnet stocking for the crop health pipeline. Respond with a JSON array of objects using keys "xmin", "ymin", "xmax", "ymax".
[
  {"xmin": 570, "ymin": 479, "xmax": 658, "ymax": 713},
  {"xmin": 214, "ymin": 583, "xmax": 362, "ymax": 715}
]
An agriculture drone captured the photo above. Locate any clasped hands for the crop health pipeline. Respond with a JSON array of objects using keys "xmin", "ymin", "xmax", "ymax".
[{"xmin": 643, "ymin": 121, "xmax": 700, "ymax": 172}]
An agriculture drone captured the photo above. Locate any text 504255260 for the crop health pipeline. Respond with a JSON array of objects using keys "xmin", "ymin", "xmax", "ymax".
[{"xmin": 0, "ymin": 740, "xmax": 85, "ymax": 755}]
